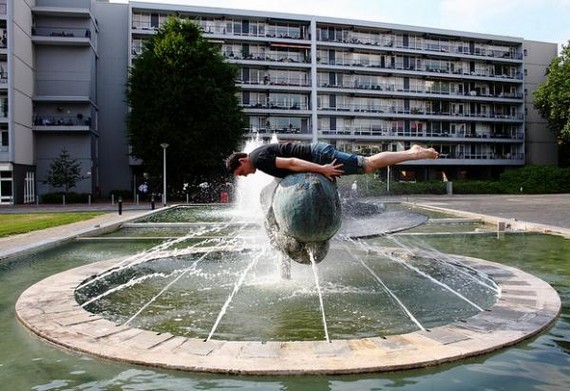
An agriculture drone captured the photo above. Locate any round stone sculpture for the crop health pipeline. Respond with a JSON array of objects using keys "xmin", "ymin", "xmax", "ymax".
[
  {"xmin": 269, "ymin": 173, "xmax": 342, "ymax": 264},
  {"xmin": 273, "ymin": 173, "xmax": 342, "ymax": 242}
]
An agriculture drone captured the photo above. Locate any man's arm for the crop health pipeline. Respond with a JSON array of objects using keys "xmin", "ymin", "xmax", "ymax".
[{"xmin": 275, "ymin": 157, "xmax": 344, "ymax": 180}]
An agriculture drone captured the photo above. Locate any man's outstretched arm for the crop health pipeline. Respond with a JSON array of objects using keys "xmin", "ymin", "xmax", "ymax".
[{"xmin": 275, "ymin": 157, "xmax": 344, "ymax": 180}]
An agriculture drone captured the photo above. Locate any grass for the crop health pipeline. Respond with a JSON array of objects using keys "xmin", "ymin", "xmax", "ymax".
[{"xmin": 0, "ymin": 212, "xmax": 104, "ymax": 238}]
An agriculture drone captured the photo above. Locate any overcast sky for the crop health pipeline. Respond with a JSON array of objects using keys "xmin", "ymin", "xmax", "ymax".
[{"xmin": 114, "ymin": 0, "xmax": 570, "ymax": 49}]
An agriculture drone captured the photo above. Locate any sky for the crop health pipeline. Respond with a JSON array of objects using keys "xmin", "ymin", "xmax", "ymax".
[{"xmin": 112, "ymin": 0, "xmax": 570, "ymax": 50}]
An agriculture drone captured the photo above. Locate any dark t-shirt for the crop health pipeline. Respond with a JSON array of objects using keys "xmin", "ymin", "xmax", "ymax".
[{"xmin": 250, "ymin": 143, "xmax": 313, "ymax": 178}]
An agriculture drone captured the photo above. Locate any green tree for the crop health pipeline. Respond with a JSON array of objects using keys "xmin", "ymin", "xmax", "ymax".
[
  {"xmin": 44, "ymin": 148, "xmax": 84, "ymax": 193},
  {"xmin": 534, "ymin": 41, "xmax": 570, "ymax": 165},
  {"xmin": 126, "ymin": 17, "xmax": 246, "ymax": 187}
]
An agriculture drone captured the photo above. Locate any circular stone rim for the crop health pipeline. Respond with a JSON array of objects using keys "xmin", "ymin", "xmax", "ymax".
[{"xmin": 15, "ymin": 254, "xmax": 561, "ymax": 375}]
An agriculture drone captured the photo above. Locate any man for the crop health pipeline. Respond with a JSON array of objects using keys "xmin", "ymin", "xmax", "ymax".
[{"xmin": 226, "ymin": 142, "xmax": 438, "ymax": 179}]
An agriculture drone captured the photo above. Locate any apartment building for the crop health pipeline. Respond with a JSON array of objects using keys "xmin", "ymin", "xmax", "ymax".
[{"xmin": 0, "ymin": 0, "xmax": 559, "ymax": 204}]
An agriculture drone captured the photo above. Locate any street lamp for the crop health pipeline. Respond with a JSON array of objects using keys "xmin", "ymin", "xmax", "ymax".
[
  {"xmin": 387, "ymin": 165, "xmax": 391, "ymax": 194},
  {"xmin": 160, "ymin": 143, "xmax": 169, "ymax": 207}
]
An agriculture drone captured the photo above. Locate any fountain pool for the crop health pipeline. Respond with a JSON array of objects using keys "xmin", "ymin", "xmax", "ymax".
[
  {"xmin": 1, "ymin": 206, "xmax": 569, "ymax": 388},
  {"xmin": 15, "ymin": 204, "xmax": 561, "ymax": 375}
]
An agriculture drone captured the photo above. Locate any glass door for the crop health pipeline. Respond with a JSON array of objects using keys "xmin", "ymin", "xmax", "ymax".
[{"xmin": 0, "ymin": 170, "xmax": 13, "ymax": 204}]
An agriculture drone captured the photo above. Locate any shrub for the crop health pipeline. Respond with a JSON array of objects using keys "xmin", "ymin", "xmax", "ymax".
[
  {"xmin": 109, "ymin": 190, "xmax": 133, "ymax": 201},
  {"xmin": 498, "ymin": 165, "xmax": 570, "ymax": 193},
  {"xmin": 337, "ymin": 175, "xmax": 446, "ymax": 196},
  {"xmin": 451, "ymin": 180, "xmax": 504, "ymax": 194},
  {"xmin": 41, "ymin": 192, "xmax": 91, "ymax": 204}
]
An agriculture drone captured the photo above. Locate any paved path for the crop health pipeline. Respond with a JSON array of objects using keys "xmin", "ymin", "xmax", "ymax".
[
  {"xmin": 1, "ymin": 194, "xmax": 570, "ymax": 260},
  {"xmin": 402, "ymin": 194, "xmax": 570, "ymax": 230}
]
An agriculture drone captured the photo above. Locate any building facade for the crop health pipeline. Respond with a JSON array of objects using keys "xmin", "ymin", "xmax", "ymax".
[{"xmin": 0, "ymin": 0, "xmax": 559, "ymax": 204}]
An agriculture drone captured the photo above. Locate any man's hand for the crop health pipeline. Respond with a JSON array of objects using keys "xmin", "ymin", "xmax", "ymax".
[
  {"xmin": 321, "ymin": 159, "xmax": 344, "ymax": 180},
  {"xmin": 276, "ymin": 157, "xmax": 345, "ymax": 180}
]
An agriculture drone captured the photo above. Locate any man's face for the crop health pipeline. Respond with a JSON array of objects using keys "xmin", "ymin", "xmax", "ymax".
[{"xmin": 233, "ymin": 158, "xmax": 255, "ymax": 177}]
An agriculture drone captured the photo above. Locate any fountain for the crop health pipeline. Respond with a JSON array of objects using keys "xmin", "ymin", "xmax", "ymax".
[
  {"xmin": 14, "ymin": 136, "xmax": 561, "ymax": 376},
  {"xmin": 261, "ymin": 172, "xmax": 341, "ymax": 264}
]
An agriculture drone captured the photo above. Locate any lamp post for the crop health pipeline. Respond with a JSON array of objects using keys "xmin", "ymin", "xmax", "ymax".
[
  {"xmin": 387, "ymin": 165, "xmax": 391, "ymax": 193},
  {"xmin": 160, "ymin": 143, "xmax": 169, "ymax": 207}
]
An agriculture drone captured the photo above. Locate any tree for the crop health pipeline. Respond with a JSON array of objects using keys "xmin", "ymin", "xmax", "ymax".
[
  {"xmin": 126, "ymin": 17, "xmax": 246, "ymax": 187},
  {"xmin": 534, "ymin": 41, "xmax": 570, "ymax": 165},
  {"xmin": 44, "ymin": 148, "xmax": 84, "ymax": 193}
]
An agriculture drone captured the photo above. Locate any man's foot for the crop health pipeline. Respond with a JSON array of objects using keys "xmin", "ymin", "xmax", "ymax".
[{"xmin": 410, "ymin": 144, "xmax": 439, "ymax": 160}]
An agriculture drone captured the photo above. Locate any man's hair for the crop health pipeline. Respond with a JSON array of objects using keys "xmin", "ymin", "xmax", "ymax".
[{"xmin": 225, "ymin": 152, "xmax": 247, "ymax": 173}]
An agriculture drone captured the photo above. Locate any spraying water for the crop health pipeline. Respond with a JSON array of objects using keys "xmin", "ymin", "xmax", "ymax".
[
  {"xmin": 340, "ymin": 239, "xmax": 425, "ymax": 331},
  {"xmin": 308, "ymin": 245, "xmax": 330, "ymax": 342},
  {"xmin": 74, "ymin": 133, "xmax": 501, "ymax": 342},
  {"xmin": 206, "ymin": 248, "xmax": 264, "ymax": 341},
  {"xmin": 233, "ymin": 133, "xmax": 278, "ymax": 220},
  {"xmin": 383, "ymin": 234, "xmax": 500, "ymax": 297}
]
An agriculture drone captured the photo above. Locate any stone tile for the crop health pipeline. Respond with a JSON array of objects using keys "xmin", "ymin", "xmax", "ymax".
[
  {"xmin": 418, "ymin": 328, "xmax": 471, "ymax": 345},
  {"xmin": 123, "ymin": 330, "xmax": 176, "ymax": 350},
  {"xmin": 176, "ymin": 339, "xmax": 221, "ymax": 356},
  {"xmin": 239, "ymin": 342, "xmax": 282, "ymax": 358},
  {"xmin": 502, "ymin": 289, "xmax": 537, "ymax": 296},
  {"xmin": 313, "ymin": 340, "xmax": 352, "ymax": 357}
]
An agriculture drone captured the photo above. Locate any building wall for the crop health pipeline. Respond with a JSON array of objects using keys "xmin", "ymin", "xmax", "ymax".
[
  {"xmin": 12, "ymin": 0, "xmax": 34, "ymax": 166},
  {"xmin": 8, "ymin": 0, "xmax": 34, "ymax": 203},
  {"xmin": 524, "ymin": 40, "xmax": 559, "ymax": 165},
  {"xmin": 0, "ymin": 0, "xmax": 560, "ymax": 203},
  {"xmin": 94, "ymin": 0, "xmax": 130, "ymax": 196},
  {"xmin": 128, "ymin": 3, "xmax": 556, "ymax": 182},
  {"xmin": 32, "ymin": 0, "xmax": 99, "ymax": 197}
]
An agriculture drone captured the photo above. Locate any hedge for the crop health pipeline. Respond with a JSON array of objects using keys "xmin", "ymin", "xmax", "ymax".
[{"xmin": 337, "ymin": 165, "xmax": 570, "ymax": 196}]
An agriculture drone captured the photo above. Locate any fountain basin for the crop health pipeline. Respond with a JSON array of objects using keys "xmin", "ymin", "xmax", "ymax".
[{"xmin": 16, "ymin": 249, "xmax": 560, "ymax": 375}]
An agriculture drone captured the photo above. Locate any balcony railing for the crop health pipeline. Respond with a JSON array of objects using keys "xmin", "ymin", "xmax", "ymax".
[
  {"xmin": 317, "ymin": 59, "xmax": 522, "ymax": 80},
  {"xmin": 318, "ymin": 82, "xmax": 522, "ymax": 100},
  {"xmin": 244, "ymin": 126, "xmax": 307, "ymax": 135},
  {"xmin": 242, "ymin": 101, "xmax": 309, "ymax": 110},
  {"xmin": 224, "ymin": 51, "xmax": 309, "ymax": 64},
  {"xmin": 33, "ymin": 26, "xmax": 91, "ymax": 39},
  {"xmin": 318, "ymin": 104, "xmax": 523, "ymax": 121},
  {"xmin": 34, "ymin": 115, "xmax": 92, "ymax": 127},
  {"xmin": 319, "ymin": 126, "xmax": 523, "ymax": 140},
  {"xmin": 239, "ymin": 77, "xmax": 311, "ymax": 87},
  {"xmin": 318, "ymin": 36, "xmax": 522, "ymax": 60}
]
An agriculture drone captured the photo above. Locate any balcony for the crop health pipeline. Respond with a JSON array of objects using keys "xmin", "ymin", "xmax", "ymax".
[
  {"xmin": 317, "ymin": 58, "xmax": 523, "ymax": 82},
  {"xmin": 32, "ymin": 26, "xmax": 91, "ymax": 46},
  {"xmin": 244, "ymin": 126, "xmax": 311, "ymax": 136},
  {"xmin": 224, "ymin": 50, "xmax": 310, "ymax": 65},
  {"xmin": 238, "ymin": 77, "xmax": 311, "ymax": 89},
  {"xmin": 317, "ymin": 32, "xmax": 522, "ymax": 61},
  {"xmin": 241, "ymin": 101, "xmax": 310, "ymax": 115},
  {"xmin": 317, "ymin": 82, "xmax": 523, "ymax": 102},
  {"xmin": 317, "ymin": 103, "xmax": 523, "ymax": 123},
  {"xmin": 318, "ymin": 125, "xmax": 523, "ymax": 141},
  {"xmin": 33, "ymin": 114, "xmax": 92, "ymax": 132}
]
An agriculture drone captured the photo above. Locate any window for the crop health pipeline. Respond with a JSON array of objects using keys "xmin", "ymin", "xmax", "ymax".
[
  {"xmin": 150, "ymin": 13, "xmax": 159, "ymax": 29},
  {"xmin": 0, "ymin": 124, "xmax": 7, "ymax": 152}
]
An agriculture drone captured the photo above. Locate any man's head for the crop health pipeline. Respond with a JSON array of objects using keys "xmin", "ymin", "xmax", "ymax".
[{"xmin": 226, "ymin": 152, "xmax": 255, "ymax": 176}]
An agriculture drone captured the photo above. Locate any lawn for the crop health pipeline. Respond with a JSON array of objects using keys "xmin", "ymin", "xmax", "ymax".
[{"xmin": 0, "ymin": 212, "xmax": 104, "ymax": 238}]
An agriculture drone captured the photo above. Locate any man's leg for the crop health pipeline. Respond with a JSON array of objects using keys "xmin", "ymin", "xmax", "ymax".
[{"xmin": 363, "ymin": 145, "xmax": 438, "ymax": 173}]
